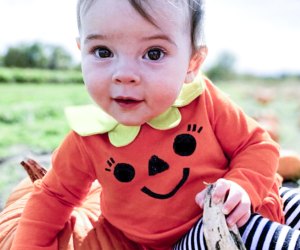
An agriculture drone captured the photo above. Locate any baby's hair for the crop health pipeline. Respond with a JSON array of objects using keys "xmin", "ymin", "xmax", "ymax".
[{"xmin": 77, "ymin": 0, "xmax": 205, "ymax": 51}]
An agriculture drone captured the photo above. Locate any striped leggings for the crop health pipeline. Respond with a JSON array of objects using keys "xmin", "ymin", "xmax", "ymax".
[{"xmin": 174, "ymin": 187, "xmax": 300, "ymax": 249}]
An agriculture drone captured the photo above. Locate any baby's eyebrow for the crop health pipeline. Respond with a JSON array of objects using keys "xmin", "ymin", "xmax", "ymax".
[
  {"xmin": 84, "ymin": 33, "xmax": 107, "ymax": 44},
  {"xmin": 141, "ymin": 34, "xmax": 177, "ymax": 47}
]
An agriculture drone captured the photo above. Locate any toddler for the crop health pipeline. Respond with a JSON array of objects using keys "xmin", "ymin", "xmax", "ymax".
[{"xmin": 12, "ymin": 0, "xmax": 300, "ymax": 249}]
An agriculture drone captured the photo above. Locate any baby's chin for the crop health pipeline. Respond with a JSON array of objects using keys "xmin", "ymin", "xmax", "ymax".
[
  {"xmin": 116, "ymin": 119, "xmax": 147, "ymax": 127},
  {"xmin": 114, "ymin": 110, "xmax": 169, "ymax": 126},
  {"xmin": 111, "ymin": 114, "xmax": 144, "ymax": 126},
  {"xmin": 110, "ymin": 108, "xmax": 166, "ymax": 127}
]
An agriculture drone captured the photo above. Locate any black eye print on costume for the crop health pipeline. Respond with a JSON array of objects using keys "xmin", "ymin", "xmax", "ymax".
[
  {"xmin": 105, "ymin": 157, "xmax": 135, "ymax": 183},
  {"xmin": 173, "ymin": 124, "xmax": 203, "ymax": 156}
]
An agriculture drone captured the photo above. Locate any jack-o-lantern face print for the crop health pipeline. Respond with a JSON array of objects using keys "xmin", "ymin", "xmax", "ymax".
[{"xmin": 105, "ymin": 124, "xmax": 203, "ymax": 199}]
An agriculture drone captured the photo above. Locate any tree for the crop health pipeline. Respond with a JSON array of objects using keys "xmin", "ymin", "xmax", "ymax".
[
  {"xmin": 3, "ymin": 42, "xmax": 47, "ymax": 68},
  {"xmin": 3, "ymin": 45, "xmax": 29, "ymax": 68},
  {"xmin": 2, "ymin": 42, "xmax": 74, "ymax": 69},
  {"xmin": 205, "ymin": 52, "xmax": 236, "ymax": 81},
  {"xmin": 47, "ymin": 46, "xmax": 73, "ymax": 70},
  {"xmin": 27, "ymin": 43, "xmax": 49, "ymax": 68}
]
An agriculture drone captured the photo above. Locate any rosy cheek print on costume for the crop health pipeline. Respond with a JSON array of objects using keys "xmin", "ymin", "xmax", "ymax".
[{"xmin": 105, "ymin": 124, "xmax": 203, "ymax": 200}]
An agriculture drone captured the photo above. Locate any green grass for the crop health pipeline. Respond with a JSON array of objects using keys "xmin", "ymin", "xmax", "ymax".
[
  {"xmin": 0, "ymin": 67, "xmax": 83, "ymax": 84},
  {"xmin": 0, "ymin": 83, "xmax": 92, "ymax": 158}
]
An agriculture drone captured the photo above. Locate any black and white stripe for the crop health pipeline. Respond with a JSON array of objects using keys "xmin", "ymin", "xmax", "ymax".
[
  {"xmin": 173, "ymin": 187, "xmax": 300, "ymax": 249},
  {"xmin": 240, "ymin": 214, "xmax": 300, "ymax": 250},
  {"xmin": 280, "ymin": 187, "xmax": 300, "ymax": 229},
  {"xmin": 173, "ymin": 218, "xmax": 207, "ymax": 250}
]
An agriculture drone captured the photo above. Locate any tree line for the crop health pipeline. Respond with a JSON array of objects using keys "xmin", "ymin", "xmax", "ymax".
[{"xmin": 0, "ymin": 42, "xmax": 77, "ymax": 70}]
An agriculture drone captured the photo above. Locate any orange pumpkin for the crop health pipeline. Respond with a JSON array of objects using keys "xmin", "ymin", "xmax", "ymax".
[
  {"xmin": 278, "ymin": 150, "xmax": 300, "ymax": 181},
  {"xmin": 0, "ymin": 159, "xmax": 140, "ymax": 250}
]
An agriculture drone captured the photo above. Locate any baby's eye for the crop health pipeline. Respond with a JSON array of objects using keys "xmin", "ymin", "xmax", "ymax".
[
  {"xmin": 94, "ymin": 47, "xmax": 113, "ymax": 59},
  {"xmin": 144, "ymin": 48, "xmax": 165, "ymax": 61}
]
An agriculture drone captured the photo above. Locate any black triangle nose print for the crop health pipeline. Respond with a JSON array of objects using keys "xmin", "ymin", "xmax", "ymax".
[{"xmin": 148, "ymin": 155, "xmax": 169, "ymax": 176}]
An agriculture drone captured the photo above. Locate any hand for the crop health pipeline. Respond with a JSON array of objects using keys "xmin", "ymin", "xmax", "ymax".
[{"xmin": 195, "ymin": 178, "xmax": 251, "ymax": 228}]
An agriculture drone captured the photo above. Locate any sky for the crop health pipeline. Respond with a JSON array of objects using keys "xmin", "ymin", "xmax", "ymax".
[{"xmin": 0, "ymin": 0, "xmax": 299, "ymax": 75}]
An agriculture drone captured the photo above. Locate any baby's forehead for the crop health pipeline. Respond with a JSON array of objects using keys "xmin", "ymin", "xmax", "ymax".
[{"xmin": 77, "ymin": 0, "xmax": 191, "ymax": 28}]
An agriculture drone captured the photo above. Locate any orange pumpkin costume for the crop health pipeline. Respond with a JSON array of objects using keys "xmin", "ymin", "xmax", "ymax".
[{"xmin": 11, "ymin": 76, "xmax": 283, "ymax": 250}]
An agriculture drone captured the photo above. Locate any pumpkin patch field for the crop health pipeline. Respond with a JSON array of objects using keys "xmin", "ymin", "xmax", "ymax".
[{"xmin": 1, "ymin": 79, "xmax": 300, "ymax": 210}]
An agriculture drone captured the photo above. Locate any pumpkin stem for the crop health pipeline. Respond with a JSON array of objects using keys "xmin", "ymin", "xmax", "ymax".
[{"xmin": 20, "ymin": 159, "xmax": 48, "ymax": 182}]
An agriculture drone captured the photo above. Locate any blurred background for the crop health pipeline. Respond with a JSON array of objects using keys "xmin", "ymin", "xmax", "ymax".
[{"xmin": 0, "ymin": 0, "xmax": 299, "ymax": 208}]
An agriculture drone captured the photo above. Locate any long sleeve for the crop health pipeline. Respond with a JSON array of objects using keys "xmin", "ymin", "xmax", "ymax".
[
  {"xmin": 11, "ymin": 132, "xmax": 96, "ymax": 250},
  {"xmin": 204, "ymin": 78, "xmax": 280, "ymax": 212}
]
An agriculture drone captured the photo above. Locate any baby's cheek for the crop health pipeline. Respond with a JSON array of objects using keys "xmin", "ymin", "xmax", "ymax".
[{"xmin": 153, "ymin": 85, "xmax": 180, "ymax": 104}]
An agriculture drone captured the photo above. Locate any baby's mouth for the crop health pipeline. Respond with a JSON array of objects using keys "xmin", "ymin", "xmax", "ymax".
[{"xmin": 114, "ymin": 97, "xmax": 143, "ymax": 107}]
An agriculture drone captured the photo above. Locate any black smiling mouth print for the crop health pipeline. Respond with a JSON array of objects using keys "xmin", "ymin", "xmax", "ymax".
[
  {"xmin": 141, "ymin": 168, "xmax": 190, "ymax": 199},
  {"xmin": 141, "ymin": 163, "xmax": 190, "ymax": 199},
  {"xmin": 141, "ymin": 155, "xmax": 190, "ymax": 199},
  {"xmin": 105, "ymin": 124, "xmax": 203, "ymax": 200}
]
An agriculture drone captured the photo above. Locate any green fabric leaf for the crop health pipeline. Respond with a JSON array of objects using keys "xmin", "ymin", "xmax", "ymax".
[
  {"xmin": 65, "ymin": 105, "xmax": 118, "ymax": 136},
  {"xmin": 108, "ymin": 124, "xmax": 140, "ymax": 147},
  {"xmin": 173, "ymin": 75, "xmax": 204, "ymax": 107},
  {"xmin": 148, "ymin": 107, "xmax": 181, "ymax": 130}
]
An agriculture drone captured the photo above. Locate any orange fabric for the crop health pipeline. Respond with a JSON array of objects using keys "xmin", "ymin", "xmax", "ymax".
[
  {"xmin": 11, "ymin": 77, "xmax": 283, "ymax": 250},
  {"xmin": 1, "ymin": 178, "xmax": 140, "ymax": 250},
  {"xmin": 79, "ymin": 216, "xmax": 141, "ymax": 250}
]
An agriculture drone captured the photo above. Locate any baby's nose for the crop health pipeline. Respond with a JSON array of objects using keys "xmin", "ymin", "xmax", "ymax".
[
  {"xmin": 112, "ymin": 60, "xmax": 140, "ymax": 84},
  {"xmin": 148, "ymin": 155, "xmax": 169, "ymax": 176}
]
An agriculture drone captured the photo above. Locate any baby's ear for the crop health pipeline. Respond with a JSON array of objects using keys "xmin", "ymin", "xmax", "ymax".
[
  {"xmin": 76, "ymin": 37, "xmax": 81, "ymax": 50},
  {"xmin": 185, "ymin": 46, "xmax": 207, "ymax": 83}
]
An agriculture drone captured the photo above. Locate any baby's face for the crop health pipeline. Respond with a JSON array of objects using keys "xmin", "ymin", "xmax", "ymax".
[{"xmin": 79, "ymin": 0, "xmax": 198, "ymax": 126}]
